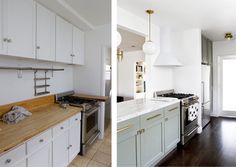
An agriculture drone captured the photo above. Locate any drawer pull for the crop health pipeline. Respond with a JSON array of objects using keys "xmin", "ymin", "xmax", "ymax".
[
  {"xmin": 60, "ymin": 126, "xmax": 64, "ymax": 130},
  {"xmin": 168, "ymin": 107, "xmax": 178, "ymax": 112},
  {"xmin": 146, "ymin": 114, "xmax": 161, "ymax": 121},
  {"xmin": 39, "ymin": 139, "xmax": 44, "ymax": 143},
  {"xmin": 5, "ymin": 159, "xmax": 11, "ymax": 164},
  {"xmin": 117, "ymin": 124, "xmax": 133, "ymax": 133}
]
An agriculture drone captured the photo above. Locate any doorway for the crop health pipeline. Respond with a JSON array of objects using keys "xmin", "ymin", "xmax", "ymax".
[{"xmin": 220, "ymin": 56, "xmax": 236, "ymax": 117}]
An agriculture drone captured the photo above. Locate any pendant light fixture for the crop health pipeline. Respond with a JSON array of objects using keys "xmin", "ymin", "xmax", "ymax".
[
  {"xmin": 142, "ymin": 9, "xmax": 157, "ymax": 55},
  {"xmin": 225, "ymin": 32, "xmax": 233, "ymax": 40}
]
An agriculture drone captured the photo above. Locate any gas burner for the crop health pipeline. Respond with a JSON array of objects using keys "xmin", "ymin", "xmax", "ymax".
[{"xmin": 159, "ymin": 93, "xmax": 194, "ymax": 99}]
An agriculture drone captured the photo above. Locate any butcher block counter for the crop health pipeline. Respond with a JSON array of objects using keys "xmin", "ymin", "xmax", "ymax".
[
  {"xmin": 0, "ymin": 96, "xmax": 82, "ymax": 154},
  {"xmin": 71, "ymin": 93, "xmax": 109, "ymax": 102}
]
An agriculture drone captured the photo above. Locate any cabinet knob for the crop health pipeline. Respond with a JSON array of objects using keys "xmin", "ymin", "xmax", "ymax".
[
  {"xmin": 165, "ymin": 118, "xmax": 168, "ymax": 121},
  {"xmin": 36, "ymin": 46, "xmax": 40, "ymax": 49},
  {"xmin": 7, "ymin": 39, "xmax": 12, "ymax": 43},
  {"xmin": 67, "ymin": 146, "xmax": 70, "ymax": 150},
  {"xmin": 70, "ymin": 144, "xmax": 72, "ymax": 148},
  {"xmin": 3, "ymin": 38, "xmax": 8, "ymax": 42},
  {"xmin": 75, "ymin": 118, "xmax": 78, "ymax": 121},
  {"xmin": 5, "ymin": 159, "xmax": 12, "ymax": 164},
  {"xmin": 39, "ymin": 139, "xmax": 44, "ymax": 143},
  {"xmin": 60, "ymin": 126, "xmax": 64, "ymax": 130}
]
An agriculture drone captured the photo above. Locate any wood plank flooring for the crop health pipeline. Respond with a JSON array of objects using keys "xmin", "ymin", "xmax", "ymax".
[{"xmin": 157, "ymin": 117, "xmax": 236, "ymax": 166}]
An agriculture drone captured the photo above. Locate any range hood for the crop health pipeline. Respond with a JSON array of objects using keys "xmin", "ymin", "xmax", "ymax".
[{"xmin": 154, "ymin": 28, "xmax": 182, "ymax": 66}]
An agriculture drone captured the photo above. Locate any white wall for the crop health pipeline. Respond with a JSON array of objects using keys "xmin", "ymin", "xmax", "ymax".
[
  {"xmin": 73, "ymin": 24, "xmax": 111, "ymax": 139},
  {"xmin": 118, "ymin": 7, "xmax": 174, "ymax": 98},
  {"xmin": 74, "ymin": 24, "xmax": 111, "ymax": 96},
  {"xmin": 0, "ymin": 56, "xmax": 74, "ymax": 105},
  {"xmin": 212, "ymin": 39, "xmax": 236, "ymax": 116},
  {"xmin": 117, "ymin": 50, "xmax": 145, "ymax": 98},
  {"xmin": 172, "ymin": 29, "xmax": 202, "ymax": 132}
]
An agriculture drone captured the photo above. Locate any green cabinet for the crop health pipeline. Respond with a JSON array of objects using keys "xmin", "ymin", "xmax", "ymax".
[
  {"xmin": 117, "ymin": 117, "xmax": 140, "ymax": 167},
  {"xmin": 201, "ymin": 35, "xmax": 212, "ymax": 65},
  {"xmin": 117, "ymin": 103, "xmax": 180, "ymax": 167},
  {"xmin": 164, "ymin": 105, "xmax": 180, "ymax": 153},
  {"xmin": 140, "ymin": 110, "xmax": 164, "ymax": 167}
]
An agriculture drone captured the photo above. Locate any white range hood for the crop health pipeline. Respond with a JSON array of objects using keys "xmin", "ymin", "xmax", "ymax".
[{"xmin": 154, "ymin": 28, "xmax": 182, "ymax": 66}]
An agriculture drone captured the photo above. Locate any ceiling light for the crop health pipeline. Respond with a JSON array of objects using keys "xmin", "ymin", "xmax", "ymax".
[
  {"xmin": 225, "ymin": 33, "xmax": 233, "ymax": 40},
  {"xmin": 142, "ymin": 9, "xmax": 157, "ymax": 55},
  {"xmin": 117, "ymin": 48, "xmax": 123, "ymax": 62}
]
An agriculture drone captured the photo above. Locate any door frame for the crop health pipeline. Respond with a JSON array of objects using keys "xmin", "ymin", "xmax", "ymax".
[{"xmin": 218, "ymin": 55, "xmax": 236, "ymax": 117}]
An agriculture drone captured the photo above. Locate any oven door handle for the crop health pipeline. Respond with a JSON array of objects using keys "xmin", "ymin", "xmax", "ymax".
[
  {"xmin": 85, "ymin": 108, "xmax": 99, "ymax": 117},
  {"xmin": 186, "ymin": 125, "xmax": 199, "ymax": 136}
]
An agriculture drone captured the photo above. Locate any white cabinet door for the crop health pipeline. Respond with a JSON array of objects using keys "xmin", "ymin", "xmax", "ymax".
[
  {"xmin": 12, "ymin": 160, "xmax": 26, "ymax": 167},
  {"xmin": 36, "ymin": 3, "xmax": 55, "ymax": 61},
  {"xmin": 56, "ymin": 16, "xmax": 73, "ymax": 64},
  {"xmin": 72, "ymin": 26, "xmax": 84, "ymax": 65},
  {"xmin": 68, "ymin": 122, "xmax": 81, "ymax": 162},
  {"xmin": 4, "ymin": 0, "xmax": 35, "ymax": 58},
  {"xmin": 0, "ymin": 0, "xmax": 7, "ymax": 55},
  {"xmin": 28, "ymin": 142, "xmax": 52, "ymax": 167},
  {"xmin": 53, "ymin": 130, "xmax": 69, "ymax": 167}
]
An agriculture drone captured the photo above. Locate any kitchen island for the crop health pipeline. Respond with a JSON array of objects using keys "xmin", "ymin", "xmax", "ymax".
[{"xmin": 117, "ymin": 98, "xmax": 180, "ymax": 167}]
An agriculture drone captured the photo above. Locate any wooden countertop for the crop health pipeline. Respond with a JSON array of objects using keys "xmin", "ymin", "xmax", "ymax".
[
  {"xmin": 0, "ymin": 104, "xmax": 82, "ymax": 153},
  {"xmin": 71, "ymin": 93, "xmax": 109, "ymax": 102}
]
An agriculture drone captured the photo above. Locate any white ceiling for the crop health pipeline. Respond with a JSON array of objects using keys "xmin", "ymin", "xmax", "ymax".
[
  {"xmin": 118, "ymin": 28, "xmax": 145, "ymax": 52},
  {"xmin": 36, "ymin": 0, "xmax": 111, "ymax": 31},
  {"xmin": 118, "ymin": 0, "xmax": 236, "ymax": 41}
]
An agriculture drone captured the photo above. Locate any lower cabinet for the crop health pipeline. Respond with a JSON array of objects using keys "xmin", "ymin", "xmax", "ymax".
[
  {"xmin": 140, "ymin": 112, "xmax": 164, "ymax": 167},
  {"xmin": 28, "ymin": 142, "xmax": 52, "ymax": 167},
  {"xmin": 117, "ymin": 103, "xmax": 180, "ymax": 167},
  {"xmin": 53, "ymin": 130, "xmax": 69, "ymax": 167},
  {"xmin": 164, "ymin": 113, "xmax": 180, "ymax": 153},
  {"xmin": 53, "ymin": 113, "xmax": 81, "ymax": 167},
  {"xmin": 12, "ymin": 160, "xmax": 26, "ymax": 167},
  {"xmin": 117, "ymin": 117, "xmax": 139, "ymax": 167},
  {"xmin": 0, "ymin": 112, "xmax": 81, "ymax": 167}
]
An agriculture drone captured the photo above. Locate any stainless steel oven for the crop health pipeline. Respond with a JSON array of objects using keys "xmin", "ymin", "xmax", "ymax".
[{"xmin": 81, "ymin": 106, "xmax": 100, "ymax": 154}]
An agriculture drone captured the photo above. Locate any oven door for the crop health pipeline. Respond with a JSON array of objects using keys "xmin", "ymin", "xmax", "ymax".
[{"xmin": 82, "ymin": 107, "xmax": 99, "ymax": 143}]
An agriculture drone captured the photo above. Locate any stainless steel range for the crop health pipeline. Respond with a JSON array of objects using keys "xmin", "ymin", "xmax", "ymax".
[
  {"xmin": 56, "ymin": 91, "xmax": 100, "ymax": 155},
  {"xmin": 154, "ymin": 89, "xmax": 199, "ymax": 146}
]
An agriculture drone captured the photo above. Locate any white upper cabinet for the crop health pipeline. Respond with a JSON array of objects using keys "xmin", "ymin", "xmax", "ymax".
[
  {"xmin": 36, "ymin": 3, "xmax": 55, "ymax": 61},
  {"xmin": 56, "ymin": 16, "xmax": 73, "ymax": 64},
  {"xmin": 4, "ymin": 0, "xmax": 35, "ymax": 58},
  {"xmin": 72, "ymin": 26, "xmax": 84, "ymax": 65},
  {"xmin": 0, "ymin": 0, "xmax": 6, "ymax": 55}
]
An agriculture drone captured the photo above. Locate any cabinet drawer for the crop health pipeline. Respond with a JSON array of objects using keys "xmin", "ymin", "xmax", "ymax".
[
  {"xmin": 0, "ymin": 144, "xmax": 26, "ymax": 167},
  {"xmin": 164, "ymin": 103, "xmax": 180, "ymax": 117},
  {"xmin": 69, "ymin": 113, "xmax": 81, "ymax": 126},
  {"xmin": 53, "ymin": 120, "xmax": 69, "ymax": 137},
  {"xmin": 141, "ymin": 109, "xmax": 163, "ymax": 127},
  {"xmin": 117, "ymin": 117, "xmax": 139, "ymax": 141},
  {"xmin": 26, "ymin": 129, "xmax": 52, "ymax": 154}
]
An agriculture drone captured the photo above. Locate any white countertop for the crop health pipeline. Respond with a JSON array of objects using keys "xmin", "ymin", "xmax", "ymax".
[{"xmin": 117, "ymin": 97, "xmax": 180, "ymax": 123}]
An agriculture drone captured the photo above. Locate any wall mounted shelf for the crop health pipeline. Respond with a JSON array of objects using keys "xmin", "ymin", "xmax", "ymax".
[{"xmin": 0, "ymin": 66, "xmax": 64, "ymax": 96}]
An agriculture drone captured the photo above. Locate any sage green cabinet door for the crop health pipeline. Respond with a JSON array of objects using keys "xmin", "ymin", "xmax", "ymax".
[
  {"xmin": 117, "ymin": 134, "xmax": 137, "ymax": 167},
  {"xmin": 164, "ymin": 113, "xmax": 180, "ymax": 153},
  {"xmin": 117, "ymin": 117, "xmax": 139, "ymax": 167},
  {"xmin": 140, "ymin": 119, "xmax": 164, "ymax": 167}
]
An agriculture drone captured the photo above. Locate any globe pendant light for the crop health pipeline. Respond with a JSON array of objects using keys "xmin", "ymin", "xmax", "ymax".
[{"xmin": 142, "ymin": 10, "xmax": 157, "ymax": 55}]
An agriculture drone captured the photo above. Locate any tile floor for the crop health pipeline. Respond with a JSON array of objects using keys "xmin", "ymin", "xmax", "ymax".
[{"xmin": 69, "ymin": 122, "xmax": 111, "ymax": 167}]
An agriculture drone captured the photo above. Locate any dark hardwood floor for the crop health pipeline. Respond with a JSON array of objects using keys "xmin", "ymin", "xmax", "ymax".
[{"xmin": 157, "ymin": 117, "xmax": 236, "ymax": 166}]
